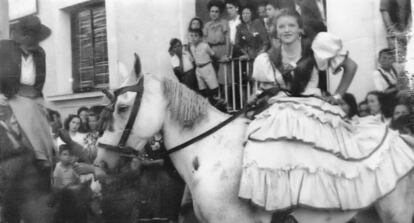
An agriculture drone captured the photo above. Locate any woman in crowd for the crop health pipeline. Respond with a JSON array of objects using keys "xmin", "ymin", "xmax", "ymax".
[
  {"xmin": 77, "ymin": 107, "xmax": 90, "ymax": 133},
  {"xmin": 204, "ymin": 0, "xmax": 230, "ymax": 89},
  {"xmin": 366, "ymin": 91, "xmax": 390, "ymax": 121},
  {"xmin": 239, "ymin": 9, "xmax": 413, "ymax": 215},
  {"xmin": 358, "ymin": 100, "xmax": 370, "ymax": 117},
  {"xmin": 338, "ymin": 93, "xmax": 359, "ymax": 119},
  {"xmin": 169, "ymin": 38, "xmax": 198, "ymax": 91},
  {"xmin": 235, "ymin": 6, "xmax": 270, "ymax": 61},
  {"xmin": 392, "ymin": 102, "xmax": 411, "ymax": 121},
  {"xmin": 188, "ymin": 17, "xmax": 204, "ymax": 30},
  {"xmin": 58, "ymin": 114, "xmax": 86, "ymax": 148}
]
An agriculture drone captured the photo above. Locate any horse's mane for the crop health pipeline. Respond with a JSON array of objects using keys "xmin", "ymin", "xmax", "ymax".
[{"xmin": 162, "ymin": 78, "xmax": 210, "ymax": 129}]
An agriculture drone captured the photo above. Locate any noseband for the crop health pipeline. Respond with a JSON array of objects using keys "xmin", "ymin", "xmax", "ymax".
[{"xmin": 97, "ymin": 77, "xmax": 144, "ymax": 158}]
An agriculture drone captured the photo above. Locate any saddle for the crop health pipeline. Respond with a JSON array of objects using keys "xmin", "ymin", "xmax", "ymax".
[{"xmin": 239, "ymin": 96, "xmax": 414, "ymax": 211}]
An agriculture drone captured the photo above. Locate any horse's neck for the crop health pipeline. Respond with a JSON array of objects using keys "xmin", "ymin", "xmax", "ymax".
[{"xmin": 162, "ymin": 107, "xmax": 244, "ymax": 183}]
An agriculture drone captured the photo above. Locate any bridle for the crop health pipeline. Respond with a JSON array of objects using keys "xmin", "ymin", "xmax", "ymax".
[
  {"xmin": 97, "ymin": 76, "xmax": 254, "ymax": 159},
  {"xmin": 97, "ymin": 77, "xmax": 144, "ymax": 158}
]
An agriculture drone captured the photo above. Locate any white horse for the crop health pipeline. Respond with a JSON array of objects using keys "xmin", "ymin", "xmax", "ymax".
[{"xmin": 94, "ymin": 55, "xmax": 414, "ymax": 223}]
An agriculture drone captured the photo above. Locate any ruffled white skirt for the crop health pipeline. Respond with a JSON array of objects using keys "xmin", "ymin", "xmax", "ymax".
[{"xmin": 238, "ymin": 96, "xmax": 414, "ymax": 211}]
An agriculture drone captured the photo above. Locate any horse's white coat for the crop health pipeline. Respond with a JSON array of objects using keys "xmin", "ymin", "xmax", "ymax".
[{"xmin": 95, "ymin": 71, "xmax": 414, "ymax": 223}]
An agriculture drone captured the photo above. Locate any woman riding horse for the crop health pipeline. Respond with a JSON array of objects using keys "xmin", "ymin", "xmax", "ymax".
[{"xmin": 239, "ymin": 9, "xmax": 414, "ymax": 218}]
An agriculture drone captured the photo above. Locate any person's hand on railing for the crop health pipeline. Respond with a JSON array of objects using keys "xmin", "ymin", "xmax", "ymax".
[
  {"xmin": 218, "ymin": 55, "xmax": 231, "ymax": 63},
  {"xmin": 239, "ymin": 54, "xmax": 250, "ymax": 61}
]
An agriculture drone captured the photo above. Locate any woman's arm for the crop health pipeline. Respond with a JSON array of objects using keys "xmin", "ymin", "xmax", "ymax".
[{"xmin": 334, "ymin": 57, "xmax": 358, "ymax": 96}]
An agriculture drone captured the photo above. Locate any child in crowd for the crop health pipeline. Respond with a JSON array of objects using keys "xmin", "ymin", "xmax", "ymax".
[
  {"xmin": 53, "ymin": 144, "xmax": 79, "ymax": 189},
  {"xmin": 358, "ymin": 100, "xmax": 370, "ymax": 117},
  {"xmin": 188, "ymin": 28, "xmax": 221, "ymax": 104}
]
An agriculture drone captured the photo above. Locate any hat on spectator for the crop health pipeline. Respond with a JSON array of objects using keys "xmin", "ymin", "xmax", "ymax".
[{"xmin": 13, "ymin": 15, "xmax": 51, "ymax": 42}]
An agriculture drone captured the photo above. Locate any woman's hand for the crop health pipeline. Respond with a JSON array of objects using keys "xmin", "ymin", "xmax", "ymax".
[
  {"xmin": 322, "ymin": 94, "xmax": 341, "ymax": 105},
  {"xmin": 218, "ymin": 55, "xmax": 230, "ymax": 63}
]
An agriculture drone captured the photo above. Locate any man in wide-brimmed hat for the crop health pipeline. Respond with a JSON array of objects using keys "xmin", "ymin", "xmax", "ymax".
[{"xmin": 0, "ymin": 15, "xmax": 54, "ymax": 182}]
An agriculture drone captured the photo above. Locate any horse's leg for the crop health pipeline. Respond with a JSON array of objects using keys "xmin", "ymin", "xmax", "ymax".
[
  {"xmin": 292, "ymin": 209, "xmax": 357, "ymax": 223},
  {"xmin": 375, "ymin": 170, "xmax": 414, "ymax": 223}
]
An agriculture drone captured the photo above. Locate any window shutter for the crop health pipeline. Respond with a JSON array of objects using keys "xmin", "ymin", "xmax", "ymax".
[{"xmin": 71, "ymin": 4, "xmax": 108, "ymax": 93}]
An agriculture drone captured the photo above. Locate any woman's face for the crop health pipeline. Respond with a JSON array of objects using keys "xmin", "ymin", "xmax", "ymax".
[
  {"xmin": 393, "ymin": 104, "xmax": 409, "ymax": 120},
  {"xmin": 172, "ymin": 41, "xmax": 183, "ymax": 55},
  {"xmin": 266, "ymin": 5, "xmax": 280, "ymax": 18},
  {"xmin": 69, "ymin": 117, "xmax": 81, "ymax": 132},
  {"xmin": 277, "ymin": 15, "xmax": 302, "ymax": 44},
  {"xmin": 209, "ymin": 6, "xmax": 220, "ymax": 21},
  {"xmin": 190, "ymin": 19, "xmax": 201, "ymax": 29},
  {"xmin": 241, "ymin": 8, "xmax": 252, "ymax": 23},
  {"xmin": 367, "ymin": 94, "xmax": 381, "ymax": 115},
  {"xmin": 79, "ymin": 110, "xmax": 89, "ymax": 123}
]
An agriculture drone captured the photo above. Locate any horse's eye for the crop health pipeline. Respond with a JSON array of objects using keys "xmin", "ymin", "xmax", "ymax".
[{"xmin": 117, "ymin": 105, "xmax": 129, "ymax": 113}]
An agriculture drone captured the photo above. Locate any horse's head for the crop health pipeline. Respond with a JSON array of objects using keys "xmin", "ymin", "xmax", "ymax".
[
  {"xmin": 95, "ymin": 53, "xmax": 211, "ymax": 170},
  {"xmin": 95, "ymin": 54, "xmax": 169, "ymax": 169}
]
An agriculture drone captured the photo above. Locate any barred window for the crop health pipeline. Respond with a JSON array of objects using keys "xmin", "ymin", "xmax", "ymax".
[{"xmin": 71, "ymin": 3, "xmax": 108, "ymax": 93}]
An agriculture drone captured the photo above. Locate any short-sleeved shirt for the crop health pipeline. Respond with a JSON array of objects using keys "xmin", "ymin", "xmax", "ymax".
[
  {"xmin": 170, "ymin": 51, "xmax": 194, "ymax": 73},
  {"xmin": 190, "ymin": 42, "xmax": 215, "ymax": 65},
  {"xmin": 203, "ymin": 19, "xmax": 229, "ymax": 45},
  {"xmin": 53, "ymin": 162, "xmax": 79, "ymax": 189},
  {"xmin": 373, "ymin": 67, "xmax": 397, "ymax": 91}
]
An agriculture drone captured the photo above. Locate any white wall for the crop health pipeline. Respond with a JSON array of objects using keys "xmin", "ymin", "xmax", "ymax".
[
  {"xmin": 327, "ymin": 0, "xmax": 388, "ymax": 102},
  {"xmin": 0, "ymin": 0, "xmax": 9, "ymax": 39},
  {"xmin": 27, "ymin": 0, "xmax": 195, "ymax": 117},
  {"xmin": 105, "ymin": 0, "xmax": 195, "ymax": 89}
]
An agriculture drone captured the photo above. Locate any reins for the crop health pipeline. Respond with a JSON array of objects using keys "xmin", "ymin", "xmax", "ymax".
[{"xmin": 165, "ymin": 105, "xmax": 252, "ymax": 155}]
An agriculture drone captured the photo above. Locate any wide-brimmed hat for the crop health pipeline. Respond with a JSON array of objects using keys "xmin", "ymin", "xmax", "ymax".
[{"xmin": 14, "ymin": 15, "xmax": 51, "ymax": 42}]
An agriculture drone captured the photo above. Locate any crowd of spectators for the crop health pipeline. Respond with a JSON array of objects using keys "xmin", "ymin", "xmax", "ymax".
[{"xmin": 168, "ymin": 0, "xmax": 411, "ymax": 111}]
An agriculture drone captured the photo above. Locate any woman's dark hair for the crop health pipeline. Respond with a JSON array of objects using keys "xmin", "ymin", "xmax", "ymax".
[
  {"xmin": 188, "ymin": 17, "xmax": 204, "ymax": 31},
  {"xmin": 274, "ymin": 8, "xmax": 304, "ymax": 30},
  {"xmin": 169, "ymin": 38, "xmax": 182, "ymax": 53},
  {"xmin": 207, "ymin": 0, "xmax": 225, "ymax": 12},
  {"xmin": 240, "ymin": 6, "xmax": 256, "ymax": 23},
  {"xmin": 77, "ymin": 106, "xmax": 89, "ymax": 116},
  {"xmin": 366, "ymin": 91, "xmax": 392, "ymax": 117},
  {"xmin": 342, "ymin": 93, "xmax": 359, "ymax": 118},
  {"xmin": 63, "ymin": 114, "xmax": 81, "ymax": 131},
  {"xmin": 390, "ymin": 114, "xmax": 414, "ymax": 135}
]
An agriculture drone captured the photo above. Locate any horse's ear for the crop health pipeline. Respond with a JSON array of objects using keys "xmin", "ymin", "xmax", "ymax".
[{"xmin": 134, "ymin": 53, "xmax": 142, "ymax": 78}]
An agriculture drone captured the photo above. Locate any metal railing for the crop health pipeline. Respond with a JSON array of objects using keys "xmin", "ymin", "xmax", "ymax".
[{"xmin": 218, "ymin": 58, "xmax": 257, "ymax": 112}]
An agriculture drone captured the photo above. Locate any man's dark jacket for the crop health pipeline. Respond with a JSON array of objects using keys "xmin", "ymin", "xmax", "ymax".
[{"xmin": 0, "ymin": 40, "xmax": 46, "ymax": 98}]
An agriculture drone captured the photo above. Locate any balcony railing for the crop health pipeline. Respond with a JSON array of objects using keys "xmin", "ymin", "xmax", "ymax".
[{"xmin": 218, "ymin": 58, "xmax": 257, "ymax": 113}]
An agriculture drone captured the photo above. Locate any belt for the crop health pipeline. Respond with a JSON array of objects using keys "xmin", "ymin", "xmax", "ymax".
[
  {"xmin": 209, "ymin": 42, "xmax": 226, "ymax": 47},
  {"xmin": 196, "ymin": 62, "xmax": 211, "ymax": 68}
]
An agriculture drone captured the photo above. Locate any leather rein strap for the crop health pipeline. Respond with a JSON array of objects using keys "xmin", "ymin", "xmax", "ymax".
[
  {"xmin": 97, "ymin": 77, "xmax": 144, "ymax": 157},
  {"xmin": 166, "ymin": 105, "xmax": 251, "ymax": 155}
]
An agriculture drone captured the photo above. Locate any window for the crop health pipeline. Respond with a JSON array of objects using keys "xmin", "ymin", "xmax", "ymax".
[{"xmin": 71, "ymin": 3, "xmax": 108, "ymax": 93}]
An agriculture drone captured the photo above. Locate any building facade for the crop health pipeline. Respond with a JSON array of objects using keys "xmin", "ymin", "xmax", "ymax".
[
  {"xmin": 8, "ymin": 0, "xmax": 195, "ymax": 118},
  {"xmin": 6, "ymin": 0, "xmax": 410, "ymax": 118}
]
